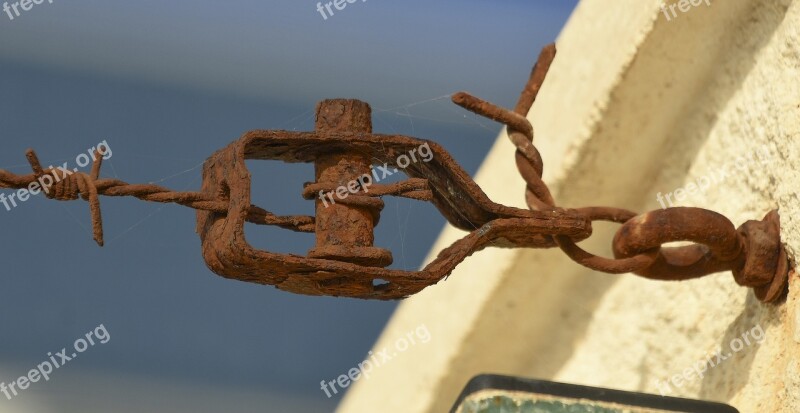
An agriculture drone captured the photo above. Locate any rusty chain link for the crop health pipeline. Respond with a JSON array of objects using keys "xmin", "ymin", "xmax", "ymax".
[
  {"xmin": 452, "ymin": 44, "xmax": 789, "ymax": 303},
  {"xmin": 0, "ymin": 43, "xmax": 790, "ymax": 302}
]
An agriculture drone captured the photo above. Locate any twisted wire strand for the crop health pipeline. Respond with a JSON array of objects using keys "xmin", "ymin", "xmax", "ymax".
[
  {"xmin": 0, "ymin": 149, "xmax": 315, "ymax": 246},
  {"xmin": 450, "ymin": 44, "xmax": 765, "ymax": 281},
  {"xmin": 302, "ymin": 178, "xmax": 432, "ymax": 202},
  {"xmin": 451, "ymin": 44, "xmax": 658, "ymax": 274}
]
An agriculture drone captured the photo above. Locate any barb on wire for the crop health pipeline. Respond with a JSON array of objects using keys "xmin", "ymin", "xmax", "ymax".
[
  {"xmin": 0, "ymin": 149, "xmax": 316, "ymax": 246},
  {"xmin": 0, "ymin": 43, "xmax": 790, "ymax": 302}
]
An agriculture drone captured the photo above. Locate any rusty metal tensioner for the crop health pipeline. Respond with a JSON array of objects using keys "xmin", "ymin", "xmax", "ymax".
[{"xmin": 0, "ymin": 44, "xmax": 790, "ymax": 302}]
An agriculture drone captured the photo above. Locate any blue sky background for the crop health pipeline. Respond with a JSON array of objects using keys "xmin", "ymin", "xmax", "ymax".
[{"xmin": 0, "ymin": 1, "xmax": 578, "ymax": 412}]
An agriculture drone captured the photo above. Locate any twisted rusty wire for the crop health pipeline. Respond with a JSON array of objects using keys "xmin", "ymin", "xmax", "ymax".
[
  {"xmin": 452, "ymin": 44, "xmax": 648, "ymax": 272},
  {"xmin": 302, "ymin": 178, "xmax": 433, "ymax": 204},
  {"xmin": 0, "ymin": 43, "xmax": 789, "ymax": 302},
  {"xmin": 0, "ymin": 148, "xmax": 435, "ymax": 246},
  {"xmin": 452, "ymin": 43, "xmax": 789, "ymax": 302},
  {"xmin": 0, "ymin": 148, "xmax": 317, "ymax": 245}
]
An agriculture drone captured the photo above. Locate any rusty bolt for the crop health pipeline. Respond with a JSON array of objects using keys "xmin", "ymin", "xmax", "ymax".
[
  {"xmin": 307, "ymin": 99, "xmax": 393, "ymax": 268},
  {"xmin": 734, "ymin": 210, "xmax": 789, "ymax": 302},
  {"xmin": 1, "ymin": 42, "xmax": 792, "ymax": 303}
]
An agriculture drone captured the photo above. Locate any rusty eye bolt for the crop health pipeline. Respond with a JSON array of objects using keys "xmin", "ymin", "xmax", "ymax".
[{"xmin": 0, "ymin": 43, "xmax": 790, "ymax": 302}]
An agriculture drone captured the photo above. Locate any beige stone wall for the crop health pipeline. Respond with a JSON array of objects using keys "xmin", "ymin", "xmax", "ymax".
[{"xmin": 338, "ymin": 1, "xmax": 800, "ymax": 412}]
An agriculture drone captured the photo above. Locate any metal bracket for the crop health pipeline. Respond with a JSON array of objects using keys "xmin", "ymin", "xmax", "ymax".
[{"xmin": 196, "ymin": 99, "xmax": 590, "ymax": 299}]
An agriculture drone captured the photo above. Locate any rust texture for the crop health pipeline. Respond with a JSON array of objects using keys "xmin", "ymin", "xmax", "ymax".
[
  {"xmin": 451, "ymin": 43, "xmax": 790, "ymax": 303},
  {"xmin": 0, "ymin": 43, "xmax": 790, "ymax": 302},
  {"xmin": 307, "ymin": 99, "xmax": 392, "ymax": 269}
]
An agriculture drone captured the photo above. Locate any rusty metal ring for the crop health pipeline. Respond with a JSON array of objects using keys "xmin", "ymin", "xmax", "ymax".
[{"xmin": 612, "ymin": 207, "xmax": 743, "ymax": 280}]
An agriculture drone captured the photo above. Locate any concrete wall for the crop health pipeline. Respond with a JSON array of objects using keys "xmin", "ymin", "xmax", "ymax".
[{"xmin": 338, "ymin": 1, "xmax": 800, "ymax": 412}]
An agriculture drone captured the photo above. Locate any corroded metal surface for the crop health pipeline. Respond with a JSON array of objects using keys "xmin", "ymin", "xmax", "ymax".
[
  {"xmin": 195, "ymin": 126, "xmax": 590, "ymax": 299},
  {"xmin": 0, "ymin": 43, "xmax": 790, "ymax": 302},
  {"xmin": 306, "ymin": 99, "xmax": 392, "ymax": 269},
  {"xmin": 445, "ymin": 43, "xmax": 788, "ymax": 303}
]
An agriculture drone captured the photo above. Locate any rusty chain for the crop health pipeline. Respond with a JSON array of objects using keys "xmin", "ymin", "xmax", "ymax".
[
  {"xmin": 0, "ymin": 43, "xmax": 790, "ymax": 302},
  {"xmin": 452, "ymin": 44, "xmax": 789, "ymax": 303}
]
